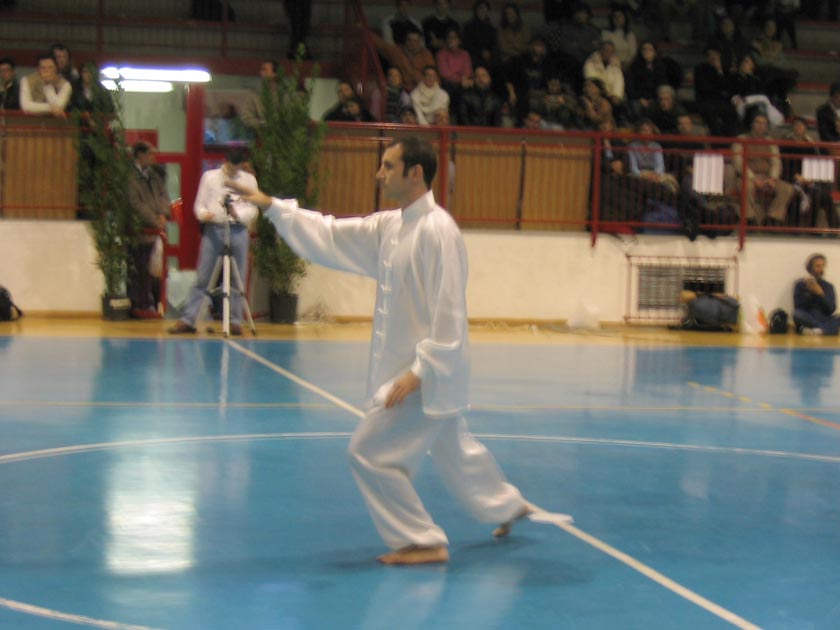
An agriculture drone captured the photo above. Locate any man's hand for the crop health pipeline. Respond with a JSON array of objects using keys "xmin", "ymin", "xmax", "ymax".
[
  {"xmin": 806, "ymin": 277, "xmax": 824, "ymax": 296},
  {"xmin": 225, "ymin": 179, "xmax": 272, "ymax": 211},
  {"xmin": 385, "ymin": 371, "xmax": 421, "ymax": 409}
]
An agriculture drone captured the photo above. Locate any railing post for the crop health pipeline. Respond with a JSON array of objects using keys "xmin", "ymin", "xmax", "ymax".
[
  {"xmin": 438, "ymin": 128, "xmax": 450, "ymax": 209},
  {"xmin": 590, "ymin": 132, "xmax": 602, "ymax": 247},
  {"xmin": 738, "ymin": 141, "xmax": 750, "ymax": 251}
]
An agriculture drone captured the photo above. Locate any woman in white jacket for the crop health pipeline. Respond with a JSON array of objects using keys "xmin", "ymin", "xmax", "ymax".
[{"xmin": 411, "ymin": 65, "xmax": 450, "ymax": 125}]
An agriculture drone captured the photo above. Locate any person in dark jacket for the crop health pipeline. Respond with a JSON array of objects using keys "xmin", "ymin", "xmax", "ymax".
[
  {"xmin": 794, "ymin": 253, "xmax": 840, "ymax": 335},
  {"xmin": 458, "ymin": 65, "xmax": 502, "ymax": 126},
  {"xmin": 815, "ymin": 82, "xmax": 840, "ymax": 143},
  {"xmin": 0, "ymin": 57, "xmax": 20, "ymax": 110}
]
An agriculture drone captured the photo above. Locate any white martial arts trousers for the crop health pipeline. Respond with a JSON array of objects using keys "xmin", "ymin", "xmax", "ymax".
[{"xmin": 348, "ymin": 387, "xmax": 526, "ymax": 550}]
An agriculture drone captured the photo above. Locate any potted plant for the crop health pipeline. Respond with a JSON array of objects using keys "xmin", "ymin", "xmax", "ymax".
[
  {"xmin": 76, "ymin": 91, "xmax": 137, "ymax": 320},
  {"xmin": 249, "ymin": 51, "xmax": 325, "ymax": 323}
]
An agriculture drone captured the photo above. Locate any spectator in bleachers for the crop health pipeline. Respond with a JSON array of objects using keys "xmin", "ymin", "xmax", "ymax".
[
  {"xmin": 344, "ymin": 97, "xmax": 376, "ymax": 122},
  {"xmin": 751, "ymin": 17, "xmax": 799, "ymax": 113},
  {"xmin": 505, "ymin": 36, "xmax": 557, "ymax": 124},
  {"xmin": 371, "ymin": 26, "xmax": 435, "ymax": 91},
  {"xmin": 432, "ymin": 107, "xmax": 451, "ymax": 125},
  {"xmin": 20, "ymin": 54, "xmax": 71, "ymax": 118},
  {"xmin": 773, "ymin": 0, "xmax": 800, "ymax": 49},
  {"xmin": 649, "ymin": 84, "xmax": 687, "ymax": 135},
  {"xmin": 423, "ymin": 0, "xmax": 460, "ymax": 54},
  {"xmin": 381, "ymin": 0, "xmax": 424, "ymax": 46},
  {"xmin": 793, "ymin": 253, "xmax": 840, "ymax": 335},
  {"xmin": 284, "ymin": 0, "xmax": 312, "ymax": 60},
  {"xmin": 657, "ymin": 0, "xmax": 711, "ymax": 44},
  {"xmin": 384, "ymin": 67, "xmax": 412, "ymax": 122},
  {"xmin": 583, "ymin": 40, "xmax": 625, "ymax": 108},
  {"xmin": 559, "ymin": 2, "xmax": 601, "ymax": 76},
  {"xmin": 70, "ymin": 62, "xmax": 114, "ymax": 116},
  {"xmin": 815, "ymin": 82, "xmax": 840, "ymax": 142},
  {"xmin": 462, "ymin": 1, "xmax": 499, "ymax": 71},
  {"xmin": 323, "ymin": 80, "xmax": 357, "ymax": 121},
  {"xmin": 732, "ymin": 112, "xmax": 795, "ymax": 225},
  {"xmin": 497, "ymin": 2, "xmax": 531, "ymax": 63},
  {"xmin": 411, "ymin": 65, "xmax": 450, "ymax": 125},
  {"xmin": 0, "ymin": 57, "xmax": 20, "ymax": 110},
  {"xmin": 523, "ymin": 110, "xmax": 549, "ymax": 129},
  {"xmin": 694, "ymin": 45, "xmax": 739, "ymax": 137},
  {"xmin": 709, "ymin": 16, "xmax": 749, "ymax": 75},
  {"xmin": 751, "ymin": 17, "xmax": 785, "ymax": 64},
  {"xmin": 458, "ymin": 65, "xmax": 503, "ymax": 127},
  {"xmin": 240, "ymin": 60, "xmax": 278, "ymax": 130},
  {"xmin": 50, "ymin": 43, "xmax": 78, "ymax": 83},
  {"xmin": 781, "ymin": 116, "xmax": 838, "ymax": 227},
  {"xmin": 600, "ymin": 6, "xmax": 638, "ymax": 68},
  {"xmin": 536, "ymin": 75, "xmax": 580, "ymax": 129},
  {"xmin": 625, "ymin": 41, "xmax": 669, "ymax": 121},
  {"xmin": 580, "ymin": 77, "xmax": 613, "ymax": 128},
  {"xmin": 399, "ymin": 105, "xmax": 419, "ymax": 124},
  {"xmin": 436, "ymin": 28, "xmax": 473, "ymax": 94},
  {"xmin": 729, "ymin": 53, "xmax": 785, "ymax": 128},
  {"xmin": 627, "ymin": 119, "xmax": 679, "ymax": 192}
]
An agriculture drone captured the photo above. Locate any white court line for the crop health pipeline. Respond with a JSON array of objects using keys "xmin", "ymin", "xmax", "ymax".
[
  {"xmin": 227, "ymin": 340, "xmax": 765, "ymax": 630},
  {"xmin": 0, "ymin": 597, "xmax": 163, "ymax": 630}
]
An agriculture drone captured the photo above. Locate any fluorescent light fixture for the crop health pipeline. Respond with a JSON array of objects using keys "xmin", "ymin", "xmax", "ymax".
[
  {"xmin": 101, "ymin": 66, "xmax": 211, "ymax": 83},
  {"xmin": 102, "ymin": 79, "xmax": 174, "ymax": 93}
]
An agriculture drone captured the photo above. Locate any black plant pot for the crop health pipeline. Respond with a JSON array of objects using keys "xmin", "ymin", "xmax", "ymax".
[
  {"xmin": 102, "ymin": 295, "xmax": 131, "ymax": 321},
  {"xmin": 269, "ymin": 290, "xmax": 298, "ymax": 324}
]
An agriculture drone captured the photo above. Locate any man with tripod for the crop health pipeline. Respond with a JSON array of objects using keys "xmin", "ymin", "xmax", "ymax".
[{"xmin": 169, "ymin": 149, "xmax": 258, "ymax": 335}]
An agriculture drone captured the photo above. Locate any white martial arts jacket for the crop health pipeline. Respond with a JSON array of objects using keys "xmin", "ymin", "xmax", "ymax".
[{"xmin": 264, "ymin": 190, "xmax": 470, "ymax": 418}]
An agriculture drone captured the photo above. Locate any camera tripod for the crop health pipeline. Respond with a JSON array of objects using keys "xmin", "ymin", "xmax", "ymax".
[{"xmin": 195, "ymin": 203, "xmax": 257, "ymax": 338}]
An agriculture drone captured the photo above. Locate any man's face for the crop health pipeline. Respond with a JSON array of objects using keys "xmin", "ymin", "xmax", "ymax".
[
  {"xmin": 405, "ymin": 32, "xmax": 423, "ymax": 54},
  {"xmin": 0, "ymin": 63, "xmax": 13, "ymax": 84},
  {"xmin": 435, "ymin": 0, "xmax": 449, "ymax": 15},
  {"xmin": 751, "ymin": 115, "xmax": 769, "ymax": 137},
  {"xmin": 677, "ymin": 115, "xmax": 693, "ymax": 135},
  {"xmin": 530, "ymin": 40, "xmax": 546, "ymax": 59},
  {"xmin": 259, "ymin": 62, "xmax": 276, "ymax": 80},
  {"xmin": 474, "ymin": 67, "xmax": 491, "ymax": 90},
  {"xmin": 137, "ymin": 148, "xmax": 157, "ymax": 169},
  {"xmin": 387, "ymin": 68, "xmax": 402, "ymax": 87},
  {"xmin": 706, "ymin": 49, "xmax": 721, "ymax": 67},
  {"xmin": 599, "ymin": 43, "xmax": 614, "ymax": 62},
  {"xmin": 346, "ymin": 101, "xmax": 361, "ymax": 118},
  {"xmin": 811, "ymin": 258, "xmax": 826, "ymax": 278},
  {"xmin": 337, "ymin": 82, "xmax": 354, "ymax": 103},
  {"xmin": 223, "ymin": 161, "xmax": 242, "ymax": 178},
  {"xmin": 658, "ymin": 92, "xmax": 674, "ymax": 110},
  {"xmin": 422, "ymin": 68, "xmax": 438, "ymax": 88},
  {"xmin": 376, "ymin": 144, "xmax": 412, "ymax": 202},
  {"xmin": 37, "ymin": 59, "xmax": 58, "ymax": 83},
  {"xmin": 831, "ymin": 92, "xmax": 840, "ymax": 107},
  {"xmin": 53, "ymin": 49, "xmax": 69, "ymax": 70}
]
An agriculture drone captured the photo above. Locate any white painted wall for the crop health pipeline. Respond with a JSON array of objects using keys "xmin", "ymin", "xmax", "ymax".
[{"xmin": 3, "ymin": 219, "xmax": 830, "ymax": 322}]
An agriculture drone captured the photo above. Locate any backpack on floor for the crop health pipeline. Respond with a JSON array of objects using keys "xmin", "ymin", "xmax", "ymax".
[
  {"xmin": 768, "ymin": 309, "xmax": 789, "ymax": 334},
  {"xmin": 0, "ymin": 286, "xmax": 22, "ymax": 321}
]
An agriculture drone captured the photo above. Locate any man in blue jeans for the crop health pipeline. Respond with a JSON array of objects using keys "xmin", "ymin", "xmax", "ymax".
[
  {"xmin": 169, "ymin": 149, "xmax": 258, "ymax": 336},
  {"xmin": 794, "ymin": 253, "xmax": 840, "ymax": 336}
]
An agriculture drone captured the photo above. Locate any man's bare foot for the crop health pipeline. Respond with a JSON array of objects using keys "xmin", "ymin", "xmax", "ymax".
[
  {"xmin": 377, "ymin": 544, "xmax": 449, "ymax": 565},
  {"xmin": 493, "ymin": 505, "xmax": 534, "ymax": 538}
]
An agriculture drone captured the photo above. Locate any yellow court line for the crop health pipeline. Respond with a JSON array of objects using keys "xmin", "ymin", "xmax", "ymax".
[{"xmin": 688, "ymin": 382, "xmax": 840, "ymax": 431}]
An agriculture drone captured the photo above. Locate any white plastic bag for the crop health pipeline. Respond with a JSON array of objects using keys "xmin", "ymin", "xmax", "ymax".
[
  {"xmin": 739, "ymin": 295, "xmax": 768, "ymax": 334},
  {"xmin": 567, "ymin": 301, "xmax": 601, "ymax": 330},
  {"xmin": 148, "ymin": 237, "xmax": 164, "ymax": 278}
]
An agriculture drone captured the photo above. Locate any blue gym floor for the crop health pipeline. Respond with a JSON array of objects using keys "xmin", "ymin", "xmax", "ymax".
[{"xmin": 0, "ymin": 333, "xmax": 839, "ymax": 630}]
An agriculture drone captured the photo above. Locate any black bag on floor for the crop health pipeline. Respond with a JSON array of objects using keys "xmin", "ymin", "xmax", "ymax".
[
  {"xmin": 0, "ymin": 286, "xmax": 23, "ymax": 321},
  {"xmin": 768, "ymin": 309, "xmax": 789, "ymax": 334}
]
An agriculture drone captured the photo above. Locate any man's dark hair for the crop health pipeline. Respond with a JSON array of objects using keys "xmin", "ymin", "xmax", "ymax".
[
  {"xmin": 262, "ymin": 60, "xmax": 278, "ymax": 73},
  {"xmin": 226, "ymin": 148, "xmax": 247, "ymax": 165},
  {"xmin": 830, "ymin": 82, "xmax": 840, "ymax": 97},
  {"xmin": 0, "ymin": 57, "xmax": 15, "ymax": 69},
  {"xmin": 132, "ymin": 141, "xmax": 153, "ymax": 159},
  {"xmin": 394, "ymin": 136, "xmax": 437, "ymax": 188},
  {"xmin": 49, "ymin": 43, "xmax": 70, "ymax": 56},
  {"xmin": 36, "ymin": 54, "xmax": 56, "ymax": 66}
]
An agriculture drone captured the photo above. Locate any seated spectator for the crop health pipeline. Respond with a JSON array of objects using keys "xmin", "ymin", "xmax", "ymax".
[
  {"xmin": 627, "ymin": 119, "xmax": 679, "ymax": 193},
  {"xmin": 399, "ymin": 105, "xmax": 419, "ymax": 124},
  {"xmin": 649, "ymin": 84, "xmax": 687, "ymax": 135},
  {"xmin": 601, "ymin": 6, "xmax": 638, "ymax": 68},
  {"xmin": 344, "ymin": 97, "xmax": 376, "ymax": 122},
  {"xmin": 781, "ymin": 116, "xmax": 837, "ymax": 228},
  {"xmin": 751, "ymin": 17, "xmax": 798, "ymax": 116},
  {"xmin": 436, "ymin": 28, "xmax": 473, "ymax": 94},
  {"xmin": 560, "ymin": 2, "xmax": 602, "ymax": 70},
  {"xmin": 20, "ymin": 54, "xmax": 71, "ymax": 118},
  {"xmin": 384, "ymin": 67, "xmax": 412, "ymax": 123},
  {"xmin": 323, "ymin": 80, "xmax": 358, "ymax": 121},
  {"xmin": 432, "ymin": 107, "xmax": 451, "ymax": 125},
  {"xmin": 523, "ymin": 110, "xmax": 549, "ymax": 130},
  {"xmin": 505, "ymin": 36, "xmax": 557, "ymax": 123},
  {"xmin": 50, "ymin": 43, "xmax": 78, "ymax": 83},
  {"xmin": 497, "ymin": 2, "xmax": 531, "ymax": 63},
  {"xmin": 70, "ymin": 62, "xmax": 115, "ymax": 116},
  {"xmin": 423, "ymin": 0, "xmax": 459, "ymax": 53},
  {"xmin": 462, "ymin": 0, "xmax": 498, "ymax": 70},
  {"xmin": 411, "ymin": 65, "xmax": 450, "ymax": 125},
  {"xmin": 625, "ymin": 41, "xmax": 669, "ymax": 121},
  {"xmin": 731, "ymin": 112, "xmax": 795, "ymax": 225},
  {"xmin": 579, "ymin": 77, "xmax": 613, "ymax": 129},
  {"xmin": 815, "ymin": 82, "xmax": 840, "ymax": 143},
  {"xmin": 582, "ymin": 40, "xmax": 625, "ymax": 108},
  {"xmin": 694, "ymin": 45, "xmax": 739, "ymax": 137},
  {"xmin": 536, "ymin": 76, "xmax": 580, "ymax": 130},
  {"xmin": 794, "ymin": 254, "xmax": 840, "ymax": 335},
  {"xmin": 0, "ymin": 57, "xmax": 20, "ymax": 110},
  {"xmin": 381, "ymin": 0, "xmax": 424, "ymax": 46},
  {"xmin": 709, "ymin": 16, "xmax": 750, "ymax": 75},
  {"xmin": 371, "ymin": 27, "xmax": 435, "ymax": 91},
  {"xmin": 458, "ymin": 65, "xmax": 503, "ymax": 127},
  {"xmin": 729, "ymin": 53, "xmax": 785, "ymax": 128}
]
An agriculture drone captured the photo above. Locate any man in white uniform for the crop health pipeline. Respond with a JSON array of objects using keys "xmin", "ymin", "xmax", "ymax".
[{"xmin": 233, "ymin": 137, "xmax": 532, "ymax": 565}]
